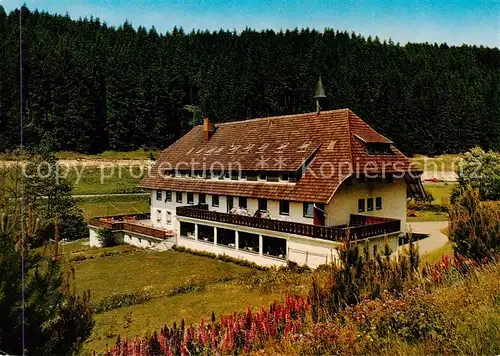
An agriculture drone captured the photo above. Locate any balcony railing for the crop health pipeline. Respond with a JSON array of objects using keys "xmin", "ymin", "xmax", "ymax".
[
  {"xmin": 89, "ymin": 213, "xmax": 173, "ymax": 240},
  {"xmin": 176, "ymin": 205, "xmax": 400, "ymax": 241}
]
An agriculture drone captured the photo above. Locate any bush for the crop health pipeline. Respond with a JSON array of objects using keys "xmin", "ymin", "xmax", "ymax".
[
  {"xmin": 94, "ymin": 291, "xmax": 152, "ymax": 314},
  {"xmin": 308, "ymin": 240, "xmax": 420, "ymax": 323},
  {"xmin": 98, "ymin": 227, "xmax": 119, "ymax": 247},
  {"xmin": 449, "ymin": 186, "xmax": 500, "ymax": 260},
  {"xmin": 453, "ymin": 147, "xmax": 500, "ymax": 202}
]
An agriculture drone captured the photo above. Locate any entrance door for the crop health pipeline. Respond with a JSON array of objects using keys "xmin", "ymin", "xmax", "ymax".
[
  {"xmin": 227, "ymin": 196, "xmax": 234, "ymax": 212},
  {"xmin": 313, "ymin": 203, "xmax": 325, "ymax": 226}
]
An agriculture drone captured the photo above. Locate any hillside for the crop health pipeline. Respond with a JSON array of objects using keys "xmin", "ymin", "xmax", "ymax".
[{"xmin": 1, "ymin": 6, "xmax": 499, "ymax": 155}]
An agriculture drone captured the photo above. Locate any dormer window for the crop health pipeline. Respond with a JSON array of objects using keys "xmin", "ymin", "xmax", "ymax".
[
  {"xmin": 366, "ymin": 142, "xmax": 393, "ymax": 155},
  {"xmin": 258, "ymin": 171, "xmax": 267, "ymax": 180},
  {"xmin": 280, "ymin": 172, "xmax": 289, "ymax": 182}
]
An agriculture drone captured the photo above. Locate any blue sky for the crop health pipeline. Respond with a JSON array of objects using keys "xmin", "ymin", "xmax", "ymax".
[{"xmin": 2, "ymin": 0, "xmax": 499, "ymax": 47}]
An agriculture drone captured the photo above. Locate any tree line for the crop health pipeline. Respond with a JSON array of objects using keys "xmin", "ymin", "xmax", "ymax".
[{"xmin": 0, "ymin": 6, "xmax": 499, "ymax": 155}]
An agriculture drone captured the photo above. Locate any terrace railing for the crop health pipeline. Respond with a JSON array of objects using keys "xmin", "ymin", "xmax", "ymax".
[
  {"xmin": 89, "ymin": 213, "xmax": 172, "ymax": 240},
  {"xmin": 176, "ymin": 206, "xmax": 401, "ymax": 241}
]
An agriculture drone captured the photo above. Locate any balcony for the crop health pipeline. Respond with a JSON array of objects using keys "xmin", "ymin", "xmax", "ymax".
[
  {"xmin": 89, "ymin": 213, "xmax": 174, "ymax": 240},
  {"xmin": 176, "ymin": 205, "xmax": 400, "ymax": 242}
]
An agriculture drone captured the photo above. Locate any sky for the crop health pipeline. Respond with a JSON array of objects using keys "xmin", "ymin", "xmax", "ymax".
[{"xmin": 1, "ymin": 0, "xmax": 499, "ymax": 47}]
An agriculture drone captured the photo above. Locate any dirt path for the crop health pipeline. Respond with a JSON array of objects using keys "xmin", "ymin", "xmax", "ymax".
[{"xmin": 402, "ymin": 221, "xmax": 449, "ymax": 255}]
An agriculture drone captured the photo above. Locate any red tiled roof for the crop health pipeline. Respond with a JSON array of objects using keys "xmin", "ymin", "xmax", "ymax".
[{"xmin": 140, "ymin": 109, "xmax": 421, "ymax": 203}]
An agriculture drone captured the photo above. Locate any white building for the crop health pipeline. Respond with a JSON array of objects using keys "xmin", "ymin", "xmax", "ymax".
[{"xmin": 91, "ymin": 109, "xmax": 425, "ymax": 268}]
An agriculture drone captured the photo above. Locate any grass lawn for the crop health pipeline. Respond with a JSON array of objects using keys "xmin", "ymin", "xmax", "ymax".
[
  {"xmin": 68, "ymin": 166, "xmax": 146, "ymax": 195},
  {"xmin": 76, "ymin": 195, "xmax": 149, "ymax": 220},
  {"xmin": 56, "ymin": 149, "xmax": 160, "ymax": 160},
  {"xmin": 65, "ymin": 247, "xmax": 305, "ymax": 353},
  {"xmin": 410, "ymin": 154, "xmax": 464, "ymax": 172},
  {"xmin": 407, "ymin": 210, "xmax": 448, "ymax": 222},
  {"xmin": 424, "ymin": 183, "xmax": 455, "ymax": 205}
]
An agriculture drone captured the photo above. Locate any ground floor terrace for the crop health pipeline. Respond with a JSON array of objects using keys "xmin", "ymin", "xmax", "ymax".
[{"xmin": 88, "ymin": 205, "xmax": 401, "ymax": 268}]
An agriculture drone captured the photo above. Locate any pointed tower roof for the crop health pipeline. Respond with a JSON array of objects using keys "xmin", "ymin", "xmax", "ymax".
[{"xmin": 314, "ymin": 76, "xmax": 326, "ymax": 99}]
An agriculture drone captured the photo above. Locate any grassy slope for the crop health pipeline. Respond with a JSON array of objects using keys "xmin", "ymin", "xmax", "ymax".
[
  {"xmin": 76, "ymin": 195, "xmax": 149, "ymax": 220},
  {"xmin": 407, "ymin": 183, "xmax": 455, "ymax": 222},
  {"xmin": 410, "ymin": 154, "xmax": 463, "ymax": 172},
  {"xmin": 56, "ymin": 149, "xmax": 159, "ymax": 160},
  {"xmin": 69, "ymin": 167, "xmax": 146, "ymax": 195},
  {"xmin": 62, "ymin": 243, "xmax": 306, "ymax": 353},
  {"xmin": 397, "ymin": 263, "xmax": 500, "ymax": 355}
]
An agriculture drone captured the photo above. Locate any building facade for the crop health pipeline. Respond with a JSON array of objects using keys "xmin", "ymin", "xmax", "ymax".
[{"xmin": 95, "ymin": 109, "xmax": 424, "ymax": 268}]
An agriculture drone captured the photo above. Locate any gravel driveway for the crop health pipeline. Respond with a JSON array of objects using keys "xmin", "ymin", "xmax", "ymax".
[{"xmin": 401, "ymin": 221, "xmax": 449, "ymax": 255}]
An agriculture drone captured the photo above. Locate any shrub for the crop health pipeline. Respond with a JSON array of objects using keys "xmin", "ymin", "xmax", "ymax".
[
  {"xmin": 344, "ymin": 290, "xmax": 449, "ymax": 343},
  {"xmin": 449, "ymin": 186, "xmax": 500, "ymax": 260},
  {"xmin": 98, "ymin": 227, "xmax": 119, "ymax": 247},
  {"xmin": 94, "ymin": 291, "xmax": 152, "ymax": 314},
  {"xmin": 308, "ymin": 240, "xmax": 420, "ymax": 323},
  {"xmin": 453, "ymin": 147, "xmax": 500, "ymax": 201}
]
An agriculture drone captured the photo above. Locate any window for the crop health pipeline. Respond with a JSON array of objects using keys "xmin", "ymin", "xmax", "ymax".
[
  {"xmin": 196, "ymin": 171, "xmax": 204, "ymax": 178},
  {"xmin": 180, "ymin": 221, "xmax": 195, "ymax": 239},
  {"xmin": 187, "ymin": 192, "xmax": 194, "ymax": 204},
  {"xmin": 212, "ymin": 194, "xmax": 219, "ymax": 207},
  {"xmin": 280, "ymin": 172, "xmax": 289, "ymax": 182},
  {"xmin": 376, "ymin": 197, "xmax": 382, "ymax": 210},
  {"xmin": 358, "ymin": 198, "xmax": 365, "ymax": 212},
  {"xmin": 217, "ymin": 228, "xmax": 235, "ymax": 248},
  {"xmin": 258, "ymin": 198, "xmax": 267, "ymax": 211},
  {"xmin": 199, "ymin": 193, "xmax": 206, "ymax": 204},
  {"xmin": 239, "ymin": 196, "xmax": 247, "ymax": 208},
  {"xmin": 166, "ymin": 191, "xmax": 172, "ymax": 202},
  {"xmin": 156, "ymin": 209, "xmax": 162, "ymax": 222},
  {"xmin": 279, "ymin": 200, "xmax": 290, "ymax": 215},
  {"xmin": 386, "ymin": 174, "xmax": 393, "ymax": 184},
  {"xmin": 240, "ymin": 171, "xmax": 247, "ymax": 180},
  {"xmin": 367, "ymin": 197, "xmax": 374, "ymax": 211},
  {"xmin": 198, "ymin": 224, "xmax": 215, "ymax": 243},
  {"xmin": 263, "ymin": 235, "xmax": 287, "ymax": 259},
  {"xmin": 227, "ymin": 196, "xmax": 234, "ymax": 212},
  {"xmin": 176, "ymin": 192, "xmax": 183, "ymax": 203},
  {"xmin": 166, "ymin": 211, "xmax": 172, "ymax": 223},
  {"xmin": 156, "ymin": 190, "xmax": 162, "ymax": 201},
  {"xmin": 223, "ymin": 171, "xmax": 230, "ymax": 179},
  {"xmin": 303, "ymin": 203, "xmax": 314, "ymax": 218},
  {"xmin": 258, "ymin": 171, "xmax": 267, "ymax": 180},
  {"xmin": 239, "ymin": 231, "xmax": 259, "ymax": 253}
]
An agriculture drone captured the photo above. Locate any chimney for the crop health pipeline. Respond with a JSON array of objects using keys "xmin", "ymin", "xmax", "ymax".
[{"xmin": 203, "ymin": 117, "xmax": 215, "ymax": 141}]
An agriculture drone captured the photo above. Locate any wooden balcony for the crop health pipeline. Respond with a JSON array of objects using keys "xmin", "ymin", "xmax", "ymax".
[
  {"xmin": 89, "ymin": 213, "xmax": 173, "ymax": 240},
  {"xmin": 176, "ymin": 205, "xmax": 401, "ymax": 242}
]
